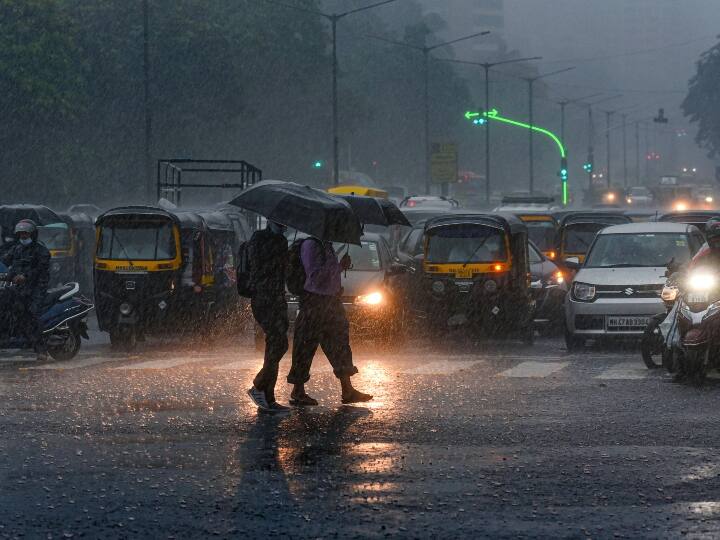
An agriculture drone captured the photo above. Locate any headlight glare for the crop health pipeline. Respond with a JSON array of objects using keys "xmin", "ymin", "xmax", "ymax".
[
  {"xmin": 688, "ymin": 272, "xmax": 716, "ymax": 291},
  {"xmin": 572, "ymin": 282, "xmax": 596, "ymax": 301},
  {"xmin": 356, "ymin": 291, "xmax": 384, "ymax": 306}
]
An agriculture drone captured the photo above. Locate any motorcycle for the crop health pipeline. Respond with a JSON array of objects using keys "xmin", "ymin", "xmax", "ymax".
[
  {"xmin": 0, "ymin": 263, "xmax": 93, "ymax": 361},
  {"xmin": 675, "ymin": 269, "xmax": 720, "ymax": 384},
  {"xmin": 641, "ymin": 264, "xmax": 682, "ymax": 371}
]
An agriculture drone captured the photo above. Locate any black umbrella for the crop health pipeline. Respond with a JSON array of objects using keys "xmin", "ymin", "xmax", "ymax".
[
  {"xmin": 0, "ymin": 204, "xmax": 63, "ymax": 234},
  {"xmin": 229, "ymin": 181, "xmax": 363, "ymax": 244},
  {"xmin": 334, "ymin": 195, "xmax": 411, "ymax": 227}
]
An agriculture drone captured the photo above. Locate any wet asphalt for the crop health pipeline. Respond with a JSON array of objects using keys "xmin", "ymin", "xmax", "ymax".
[{"xmin": 2, "ymin": 324, "xmax": 720, "ymax": 539}]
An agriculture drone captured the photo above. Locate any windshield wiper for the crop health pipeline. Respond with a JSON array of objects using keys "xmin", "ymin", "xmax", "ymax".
[
  {"xmin": 111, "ymin": 229, "xmax": 135, "ymax": 267},
  {"xmin": 462, "ymin": 236, "xmax": 491, "ymax": 268},
  {"xmin": 600, "ymin": 263, "xmax": 651, "ymax": 268}
]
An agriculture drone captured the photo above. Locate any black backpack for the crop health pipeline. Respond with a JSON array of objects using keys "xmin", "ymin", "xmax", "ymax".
[
  {"xmin": 236, "ymin": 241, "xmax": 253, "ymax": 297},
  {"xmin": 286, "ymin": 238, "xmax": 325, "ymax": 296}
]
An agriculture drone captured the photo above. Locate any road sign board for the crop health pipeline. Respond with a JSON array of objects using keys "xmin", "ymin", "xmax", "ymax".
[{"xmin": 431, "ymin": 143, "xmax": 458, "ymax": 184}]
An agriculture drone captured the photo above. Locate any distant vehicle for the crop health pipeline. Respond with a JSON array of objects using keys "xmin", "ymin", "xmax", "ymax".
[
  {"xmin": 287, "ymin": 234, "xmax": 407, "ymax": 339},
  {"xmin": 564, "ymin": 222, "xmax": 704, "ymax": 350},
  {"xmin": 529, "ymin": 241, "xmax": 567, "ymax": 334},
  {"xmin": 658, "ymin": 210, "xmax": 720, "ymax": 234},
  {"xmin": 693, "ymin": 185, "xmax": 716, "ymax": 208},
  {"xmin": 555, "ymin": 211, "xmax": 632, "ymax": 266},
  {"xmin": 514, "ymin": 213, "xmax": 560, "ymax": 259},
  {"xmin": 67, "ymin": 204, "xmax": 102, "ymax": 219},
  {"xmin": 399, "ymin": 196, "xmax": 459, "ymax": 209},
  {"xmin": 494, "ymin": 193, "xmax": 560, "ymax": 212},
  {"xmin": 625, "ymin": 186, "xmax": 654, "ymax": 207}
]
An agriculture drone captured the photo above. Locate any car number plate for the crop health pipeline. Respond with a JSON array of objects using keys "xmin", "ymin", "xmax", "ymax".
[
  {"xmin": 607, "ymin": 316, "xmax": 649, "ymax": 328},
  {"xmin": 687, "ymin": 292, "xmax": 709, "ymax": 303}
]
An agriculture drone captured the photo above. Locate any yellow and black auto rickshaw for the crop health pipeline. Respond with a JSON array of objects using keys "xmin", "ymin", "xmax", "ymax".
[
  {"xmin": 515, "ymin": 212, "xmax": 559, "ymax": 260},
  {"xmin": 420, "ymin": 213, "xmax": 534, "ymax": 342},
  {"xmin": 555, "ymin": 212, "xmax": 632, "ymax": 268},
  {"xmin": 94, "ymin": 206, "xmax": 242, "ymax": 349},
  {"xmin": 59, "ymin": 211, "xmax": 96, "ymax": 293}
]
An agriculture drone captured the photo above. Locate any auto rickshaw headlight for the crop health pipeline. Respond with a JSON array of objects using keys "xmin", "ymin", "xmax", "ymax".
[
  {"xmin": 119, "ymin": 302, "xmax": 133, "ymax": 315},
  {"xmin": 51, "ymin": 262, "xmax": 61, "ymax": 273},
  {"xmin": 431, "ymin": 280, "xmax": 445, "ymax": 294},
  {"xmin": 484, "ymin": 279, "xmax": 498, "ymax": 293}
]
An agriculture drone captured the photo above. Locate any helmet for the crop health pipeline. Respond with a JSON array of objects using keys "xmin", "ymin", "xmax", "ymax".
[
  {"xmin": 14, "ymin": 219, "xmax": 37, "ymax": 238},
  {"xmin": 705, "ymin": 217, "xmax": 720, "ymax": 243}
]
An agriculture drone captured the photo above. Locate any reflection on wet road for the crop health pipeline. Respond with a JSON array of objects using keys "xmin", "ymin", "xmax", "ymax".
[{"xmin": 3, "ymin": 335, "xmax": 720, "ymax": 537}]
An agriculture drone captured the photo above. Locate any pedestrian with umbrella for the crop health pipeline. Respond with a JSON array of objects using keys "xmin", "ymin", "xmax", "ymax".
[{"xmin": 230, "ymin": 181, "xmax": 372, "ymax": 406}]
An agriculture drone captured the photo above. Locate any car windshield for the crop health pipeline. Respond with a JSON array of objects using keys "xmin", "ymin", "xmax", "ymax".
[
  {"xmin": 524, "ymin": 221, "xmax": 556, "ymax": 251},
  {"xmin": 426, "ymin": 224, "xmax": 506, "ymax": 263},
  {"xmin": 333, "ymin": 241, "xmax": 381, "ymax": 271},
  {"xmin": 37, "ymin": 223, "xmax": 71, "ymax": 250},
  {"xmin": 585, "ymin": 233, "xmax": 693, "ymax": 268},
  {"xmin": 563, "ymin": 223, "xmax": 609, "ymax": 253},
  {"xmin": 97, "ymin": 220, "xmax": 176, "ymax": 260}
]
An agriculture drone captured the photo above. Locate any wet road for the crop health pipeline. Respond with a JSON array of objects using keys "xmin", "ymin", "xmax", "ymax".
[{"xmin": 2, "ymin": 327, "xmax": 720, "ymax": 539}]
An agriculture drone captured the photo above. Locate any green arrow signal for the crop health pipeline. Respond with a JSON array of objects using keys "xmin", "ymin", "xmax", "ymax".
[{"xmin": 464, "ymin": 111, "xmax": 481, "ymax": 120}]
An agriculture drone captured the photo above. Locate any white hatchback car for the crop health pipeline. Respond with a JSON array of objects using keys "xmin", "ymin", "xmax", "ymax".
[{"xmin": 564, "ymin": 222, "xmax": 704, "ymax": 349}]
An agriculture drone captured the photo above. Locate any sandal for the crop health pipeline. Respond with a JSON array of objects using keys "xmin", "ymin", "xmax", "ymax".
[{"xmin": 289, "ymin": 393, "xmax": 319, "ymax": 406}]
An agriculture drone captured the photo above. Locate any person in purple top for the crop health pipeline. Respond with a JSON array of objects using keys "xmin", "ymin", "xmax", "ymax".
[{"xmin": 287, "ymin": 238, "xmax": 373, "ymax": 405}]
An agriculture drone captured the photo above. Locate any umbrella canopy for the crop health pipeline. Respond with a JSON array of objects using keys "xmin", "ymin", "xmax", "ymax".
[
  {"xmin": 229, "ymin": 181, "xmax": 362, "ymax": 244},
  {"xmin": 0, "ymin": 204, "xmax": 63, "ymax": 235},
  {"xmin": 335, "ymin": 195, "xmax": 411, "ymax": 227}
]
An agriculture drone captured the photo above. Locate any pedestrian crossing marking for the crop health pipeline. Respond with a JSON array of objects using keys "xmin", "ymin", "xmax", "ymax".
[
  {"xmin": 25, "ymin": 355, "xmax": 123, "ymax": 371},
  {"xmin": 404, "ymin": 360, "xmax": 478, "ymax": 375},
  {"xmin": 112, "ymin": 356, "xmax": 215, "ymax": 370},
  {"xmin": 499, "ymin": 361, "xmax": 569, "ymax": 378},
  {"xmin": 595, "ymin": 362, "xmax": 649, "ymax": 380}
]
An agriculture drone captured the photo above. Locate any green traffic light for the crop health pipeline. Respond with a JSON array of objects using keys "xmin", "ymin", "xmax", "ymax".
[{"xmin": 313, "ymin": 160, "xmax": 323, "ymax": 169}]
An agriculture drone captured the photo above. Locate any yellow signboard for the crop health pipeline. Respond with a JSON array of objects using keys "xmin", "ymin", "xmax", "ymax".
[{"xmin": 430, "ymin": 143, "xmax": 458, "ymax": 184}]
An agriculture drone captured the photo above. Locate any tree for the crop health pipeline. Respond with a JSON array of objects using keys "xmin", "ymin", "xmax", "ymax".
[{"xmin": 683, "ymin": 40, "xmax": 720, "ymax": 158}]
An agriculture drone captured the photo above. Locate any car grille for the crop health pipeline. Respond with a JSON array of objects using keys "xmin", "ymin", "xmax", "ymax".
[{"xmin": 594, "ymin": 284, "xmax": 662, "ymax": 299}]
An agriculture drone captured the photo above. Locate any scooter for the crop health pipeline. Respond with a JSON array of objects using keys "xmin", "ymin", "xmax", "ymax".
[
  {"xmin": 0, "ymin": 263, "xmax": 94, "ymax": 361},
  {"xmin": 675, "ymin": 270, "xmax": 720, "ymax": 384},
  {"xmin": 641, "ymin": 267, "xmax": 681, "ymax": 370}
]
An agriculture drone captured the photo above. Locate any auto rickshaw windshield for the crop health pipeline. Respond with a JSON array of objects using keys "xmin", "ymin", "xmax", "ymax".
[
  {"xmin": 563, "ymin": 222, "xmax": 608, "ymax": 253},
  {"xmin": 37, "ymin": 223, "xmax": 71, "ymax": 250},
  {"xmin": 97, "ymin": 220, "xmax": 176, "ymax": 260},
  {"xmin": 525, "ymin": 221, "xmax": 556, "ymax": 252},
  {"xmin": 427, "ymin": 224, "xmax": 507, "ymax": 264}
]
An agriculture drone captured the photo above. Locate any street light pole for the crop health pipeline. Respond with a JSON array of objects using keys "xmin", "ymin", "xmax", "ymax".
[
  {"xmin": 635, "ymin": 120, "xmax": 641, "ymax": 186},
  {"xmin": 523, "ymin": 66, "xmax": 575, "ymax": 193},
  {"xmin": 441, "ymin": 56, "xmax": 540, "ymax": 202},
  {"xmin": 256, "ymin": 0, "xmax": 398, "ymax": 185},
  {"xmin": 143, "ymin": 0, "xmax": 152, "ymax": 201},
  {"xmin": 622, "ymin": 113, "xmax": 628, "ymax": 188},
  {"xmin": 364, "ymin": 31, "xmax": 492, "ymax": 195},
  {"xmin": 605, "ymin": 110, "xmax": 613, "ymax": 189}
]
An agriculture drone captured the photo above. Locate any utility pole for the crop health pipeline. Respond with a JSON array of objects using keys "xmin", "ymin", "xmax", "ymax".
[
  {"xmin": 605, "ymin": 110, "xmax": 613, "ymax": 189},
  {"xmin": 365, "ymin": 31, "xmax": 491, "ymax": 195},
  {"xmin": 523, "ymin": 67, "xmax": 575, "ymax": 193},
  {"xmin": 143, "ymin": 0, "xmax": 152, "ymax": 201}
]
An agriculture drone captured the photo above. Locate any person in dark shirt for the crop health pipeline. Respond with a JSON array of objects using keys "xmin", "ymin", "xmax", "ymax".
[
  {"xmin": 246, "ymin": 221, "xmax": 291, "ymax": 412},
  {"xmin": 0, "ymin": 220, "xmax": 51, "ymax": 359}
]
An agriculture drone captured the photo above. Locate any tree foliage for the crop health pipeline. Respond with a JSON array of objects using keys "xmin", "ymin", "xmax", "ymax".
[{"xmin": 683, "ymin": 40, "xmax": 720, "ymax": 158}]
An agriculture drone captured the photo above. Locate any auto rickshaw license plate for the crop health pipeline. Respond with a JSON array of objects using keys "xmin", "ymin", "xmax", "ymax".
[{"xmin": 455, "ymin": 268, "xmax": 473, "ymax": 278}]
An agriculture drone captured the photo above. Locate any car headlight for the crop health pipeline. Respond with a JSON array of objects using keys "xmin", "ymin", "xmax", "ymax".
[
  {"xmin": 431, "ymin": 280, "xmax": 445, "ymax": 294},
  {"xmin": 661, "ymin": 286, "xmax": 678, "ymax": 302},
  {"xmin": 572, "ymin": 281, "xmax": 596, "ymax": 302},
  {"xmin": 355, "ymin": 291, "xmax": 384, "ymax": 306},
  {"xmin": 626, "ymin": 197, "xmax": 633, "ymax": 204},
  {"xmin": 706, "ymin": 196, "xmax": 714, "ymax": 204},
  {"xmin": 119, "ymin": 302, "xmax": 133, "ymax": 315},
  {"xmin": 688, "ymin": 272, "xmax": 716, "ymax": 291},
  {"xmin": 548, "ymin": 270, "xmax": 564, "ymax": 285}
]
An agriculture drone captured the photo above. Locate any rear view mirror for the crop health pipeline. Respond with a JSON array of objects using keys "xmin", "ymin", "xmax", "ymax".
[
  {"xmin": 388, "ymin": 262, "xmax": 408, "ymax": 275},
  {"xmin": 564, "ymin": 256, "xmax": 581, "ymax": 270}
]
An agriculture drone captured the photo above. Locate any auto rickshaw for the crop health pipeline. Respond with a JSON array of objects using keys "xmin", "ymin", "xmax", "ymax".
[
  {"xmin": 58, "ymin": 212, "xmax": 96, "ymax": 293},
  {"xmin": 658, "ymin": 210, "xmax": 720, "ymax": 235},
  {"xmin": 94, "ymin": 206, "xmax": 241, "ymax": 349},
  {"xmin": 0, "ymin": 204, "xmax": 74, "ymax": 287},
  {"xmin": 554, "ymin": 211, "xmax": 631, "ymax": 268},
  {"xmin": 514, "ymin": 213, "xmax": 559, "ymax": 260},
  {"xmin": 419, "ymin": 213, "xmax": 534, "ymax": 342}
]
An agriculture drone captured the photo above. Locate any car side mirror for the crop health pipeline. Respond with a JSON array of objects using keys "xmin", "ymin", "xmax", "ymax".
[
  {"xmin": 388, "ymin": 262, "xmax": 408, "ymax": 275},
  {"xmin": 564, "ymin": 256, "xmax": 581, "ymax": 270}
]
